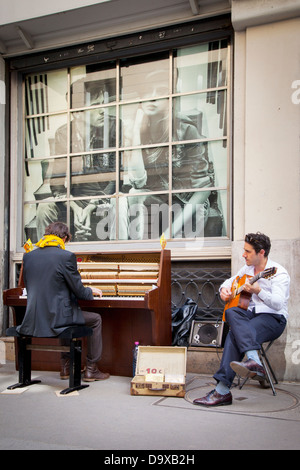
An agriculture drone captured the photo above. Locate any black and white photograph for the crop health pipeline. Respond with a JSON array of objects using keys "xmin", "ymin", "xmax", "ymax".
[{"xmin": 23, "ymin": 42, "xmax": 228, "ymax": 242}]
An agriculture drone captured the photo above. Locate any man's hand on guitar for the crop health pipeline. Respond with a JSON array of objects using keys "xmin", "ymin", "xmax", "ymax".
[
  {"xmin": 220, "ymin": 287, "xmax": 232, "ymax": 302},
  {"xmin": 243, "ymin": 279, "xmax": 261, "ymax": 295}
]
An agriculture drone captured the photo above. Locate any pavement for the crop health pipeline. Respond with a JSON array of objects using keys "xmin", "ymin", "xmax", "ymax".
[{"xmin": 0, "ymin": 360, "xmax": 300, "ymax": 452}]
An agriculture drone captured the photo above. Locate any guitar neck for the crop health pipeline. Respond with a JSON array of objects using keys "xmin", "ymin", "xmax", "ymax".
[{"xmin": 236, "ymin": 272, "xmax": 261, "ymax": 295}]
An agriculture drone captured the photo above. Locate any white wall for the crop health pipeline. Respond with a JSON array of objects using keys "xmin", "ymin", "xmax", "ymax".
[
  {"xmin": 232, "ymin": 16, "xmax": 300, "ymax": 380},
  {"xmin": 234, "ymin": 18, "xmax": 300, "ymax": 241},
  {"xmin": 0, "ymin": 0, "xmax": 111, "ymax": 25},
  {"xmin": 244, "ymin": 19, "xmax": 300, "ymax": 239}
]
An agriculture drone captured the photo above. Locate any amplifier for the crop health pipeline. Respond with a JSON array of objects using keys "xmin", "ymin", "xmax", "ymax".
[{"xmin": 189, "ymin": 320, "xmax": 224, "ymax": 347}]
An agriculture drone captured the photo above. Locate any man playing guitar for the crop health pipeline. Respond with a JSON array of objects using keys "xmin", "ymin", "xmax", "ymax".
[{"xmin": 193, "ymin": 232, "xmax": 290, "ymax": 407}]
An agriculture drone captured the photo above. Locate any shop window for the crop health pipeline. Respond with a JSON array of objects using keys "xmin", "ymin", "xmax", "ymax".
[{"xmin": 23, "ymin": 40, "xmax": 229, "ymax": 244}]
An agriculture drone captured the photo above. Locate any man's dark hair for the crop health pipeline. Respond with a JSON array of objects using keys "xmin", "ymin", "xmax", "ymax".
[
  {"xmin": 44, "ymin": 222, "xmax": 72, "ymax": 242},
  {"xmin": 245, "ymin": 232, "xmax": 271, "ymax": 257}
]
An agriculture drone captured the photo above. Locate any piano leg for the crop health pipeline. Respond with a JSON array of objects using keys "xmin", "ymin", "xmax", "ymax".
[{"xmin": 150, "ymin": 309, "xmax": 172, "ymax": 346}]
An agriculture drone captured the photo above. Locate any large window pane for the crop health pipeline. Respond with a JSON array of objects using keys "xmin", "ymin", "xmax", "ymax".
[
  {"xmin": 174, "ymin": 40, "xmax": 228, "ymax": 93},
  {"xmin": 24, "ymin": 157, "xmax": 67, "ymax": 203},
  {"xmin": 24, "ymin": 201, "xmax": 68, "ymax": 243},
  {"xmin": 24, "ymin": 159, "xmax": 49, "ymax": 203},
  {"xmin": 121, "ymin": 147, "xmax": 169, "ymax": 192},
  {"xmin": 69, "ymin": 107, "xmax": 116, "ymax": 152},
  {"xmin": 120, "ymin": 56, "xmax": 169, "ymax": 101},
  {"xmin": 69, "ymin": 197, "xmax": 114, "ymax": 242},
  {"xmin": 208, "ymin": 140, "xmax": 228, "ymax": 188},
  {"xmin": 120, "ymin": 99, "xmax": 169, "ymax": 147},
  {"xmin": 172, "ymin": 142, "xmax": 211, "ymax": 191},
  {"xmin": 25, "ymin": 70, "xmax": 68, "ymax": 115},
  {"xmin": 173, "ymin": 90, "xmax": 227, "ymax": 140},
  {"xmin": 172, "ymin": 140, "xmax": 227, "ymax": 190},
  {"xmin": 70, "ymin": 152, "xmax": 116, "ymax": 197},
  {"xmin": 172, "ymin": 189, "xmax": 226, "ymax": 238},
  {"xmin": 70, "ymin": 65, "xmax": 116, "ymax": 107},
  {"xmin": 121, "ymin": 193, "xmax": 169, "ymax": 240},
  {"xmin": 25, "ymin": 114, "xmax": 68, "ymax": 158}
]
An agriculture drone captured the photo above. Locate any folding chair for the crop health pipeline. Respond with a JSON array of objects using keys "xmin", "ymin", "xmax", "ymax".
[{"xmin": 238, "ymin": 340, "xmax": 278, "ymax": 396}]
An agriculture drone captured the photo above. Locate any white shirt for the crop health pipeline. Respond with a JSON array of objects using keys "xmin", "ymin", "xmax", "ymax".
[{"xmin": 220, "ymin": 258, "xmax": 290, "ymax": 319}]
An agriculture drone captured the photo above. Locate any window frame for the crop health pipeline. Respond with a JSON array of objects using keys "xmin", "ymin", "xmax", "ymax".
[{"xmin": 9, "ymin": 16, "xmax": 233, "ymax": 259}]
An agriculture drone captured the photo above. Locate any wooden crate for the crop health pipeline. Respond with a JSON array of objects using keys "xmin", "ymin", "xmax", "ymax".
[{"xmin": 130, "ymin": 346, "xmax": 186, "ymax": 397}]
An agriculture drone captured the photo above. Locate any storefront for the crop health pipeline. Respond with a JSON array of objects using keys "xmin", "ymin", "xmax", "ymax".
[{"xmin": 1, "ymin": 0, "xmax": 300, "ymax": 381}]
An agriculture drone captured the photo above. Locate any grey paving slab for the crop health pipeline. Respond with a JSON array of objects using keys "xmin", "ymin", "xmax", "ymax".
[{"xmin": 0, "ymin": 361, "xmax": 299, "ymax": 451}]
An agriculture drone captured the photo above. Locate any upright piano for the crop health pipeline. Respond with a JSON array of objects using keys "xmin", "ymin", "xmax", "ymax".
[{"xmin": 3, "ymin": 250, "xmax": 172, "ymax": 377}]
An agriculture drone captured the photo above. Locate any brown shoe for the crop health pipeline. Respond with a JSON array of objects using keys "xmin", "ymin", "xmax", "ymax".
[
  {"xmin": 60, "ymin": 358, "xmax": 86, "ymax": 379},
  {"xmin": 193, "ymin": 389, "xmax": 232, "ymax": 407},
  {"xmin": 83, "ymin": 362, "xmax": 110, "ymax": 382},
  {"xmin": 230, "ymin": 359, "xmax": 266, "ymax": 381},
  {"xmin": 60, "ymin": 357, "xmax": 70, "ymax": 380}
]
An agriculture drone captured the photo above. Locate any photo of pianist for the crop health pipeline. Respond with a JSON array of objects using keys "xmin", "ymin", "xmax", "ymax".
[
  {"xmin": 36, "ymin": 78, "xmax": 117, "ymax": 241},
  {"xmin": 122, "ymin": 70, "xmax": 222, "ymax": 240}
]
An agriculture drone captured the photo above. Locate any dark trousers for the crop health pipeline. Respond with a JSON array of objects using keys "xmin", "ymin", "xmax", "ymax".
[
  {"xmin": 61, "ymin": 311, "xmax": 103, "ymax": 364},
  {"xmin": 213, "ymin": 307, "xmax": 286, "ymax": 388},
  {"xmin": 82, "ymin": 311, "xmax": 103, "ymax": 363}
]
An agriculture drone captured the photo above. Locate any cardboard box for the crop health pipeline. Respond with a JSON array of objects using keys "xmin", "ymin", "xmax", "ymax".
[{"xmin": 130, "ymin": 346, "xmax": 186, "ymax": 397}]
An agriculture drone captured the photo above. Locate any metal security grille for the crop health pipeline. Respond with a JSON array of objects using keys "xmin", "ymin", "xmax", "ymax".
[{"xmin": 171, "ymin": 262, "xmax": 230, "ymax": 319}]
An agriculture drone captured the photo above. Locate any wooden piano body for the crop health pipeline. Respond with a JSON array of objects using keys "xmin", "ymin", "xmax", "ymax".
[{"xmin": 3, "ymin": 250, "xmax": 172, "ymax": 377}]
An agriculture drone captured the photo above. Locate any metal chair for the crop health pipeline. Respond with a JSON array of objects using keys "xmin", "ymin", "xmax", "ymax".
[{"xmin": 238, "ymin": 341, "xmax": 278, "ymax": 396}]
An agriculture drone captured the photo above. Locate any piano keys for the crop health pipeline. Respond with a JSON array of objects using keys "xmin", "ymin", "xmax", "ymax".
[{"xmin": 3, "ymin": 250, "xmax": 172, "ymax": 377}]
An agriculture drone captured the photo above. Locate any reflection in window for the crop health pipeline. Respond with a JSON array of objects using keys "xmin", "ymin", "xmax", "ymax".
[
  {"xmin": 174, "ymin": 40, "xmax": 228, "ymax": 93},
  {"xmin": 120, "ymin": 56, "xmax": 169, "ymax": 101},
  {"xmin": 172, "ymin": 91, "xmax": 227, "ymax": 140},
  {"xmin": 66, "ymin": 108, "xmax": 117, "ymax": 153},
  {"xmin": 172, "ymin": 142, "xmax": 212, "ymax": 191},
  {"xmin": 23, "ymin": 40, "xmax": 229, "ymax": 244},
  {"xmin": 25, "ymin": 114, "xmax": 68, "ymax": 158},
  {"xmin": 71, "ymin": 152, "xmax": 116, "ymax": 196}
]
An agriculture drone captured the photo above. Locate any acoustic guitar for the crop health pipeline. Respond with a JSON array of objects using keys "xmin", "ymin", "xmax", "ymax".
[{"xmin": 222, "ymin": 267, "xmax": 277, "ymax": 321}]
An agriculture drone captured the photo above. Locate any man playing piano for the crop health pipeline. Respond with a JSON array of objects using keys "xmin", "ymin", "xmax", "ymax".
[{"xmin": 16, "ymin": 221, "xmax": 109, "ymax": 382}]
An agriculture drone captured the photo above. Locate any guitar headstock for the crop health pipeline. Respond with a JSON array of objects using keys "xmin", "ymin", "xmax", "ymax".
[{"xmin": 261, "ymin": 267, "xmax": 277, "ymax": 279}]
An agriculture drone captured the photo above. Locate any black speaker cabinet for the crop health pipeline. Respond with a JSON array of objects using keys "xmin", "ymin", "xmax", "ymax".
[{"xmin": 189, "ymin": 320, "xmax": 224, "ymax": 347}]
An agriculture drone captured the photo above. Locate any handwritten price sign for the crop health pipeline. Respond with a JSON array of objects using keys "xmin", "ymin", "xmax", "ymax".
[{"xmin": 139, "ymin": 368, "xmax": 164, "ymax": 375}]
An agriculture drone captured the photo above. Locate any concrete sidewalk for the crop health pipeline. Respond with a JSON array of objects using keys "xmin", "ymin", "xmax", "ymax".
[{"xmin": 0, "ymin": 360, "xmax": 299, "ymax": 451}]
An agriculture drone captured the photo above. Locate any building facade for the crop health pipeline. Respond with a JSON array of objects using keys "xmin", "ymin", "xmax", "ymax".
[{"xmin": 0, "ymin": 0, "xmax": 299, "ymax": 380}]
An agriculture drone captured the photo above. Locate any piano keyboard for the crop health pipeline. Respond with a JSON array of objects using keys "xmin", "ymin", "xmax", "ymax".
[
  {"xmin": 19, "ymin": 295, "xmax": 147, "ymax": 300},
  {"xmin": 93, "ymin": 296, "xmax": 144, "ymax": 300}
]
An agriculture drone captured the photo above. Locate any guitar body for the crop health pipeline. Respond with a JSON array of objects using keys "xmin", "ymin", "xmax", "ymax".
[
  {"xmin": 222, "ymin": 274, "xmax": 252, "ymax": 321},
  {"xmin": 221, "ymin": 267, "xmax": 277, "ymax": 322}
]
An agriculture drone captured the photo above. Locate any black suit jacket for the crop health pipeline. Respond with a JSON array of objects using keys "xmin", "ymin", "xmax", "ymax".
[{"xmin": 17, "ymin": 246, "xmax": 93, "ymax": 337}]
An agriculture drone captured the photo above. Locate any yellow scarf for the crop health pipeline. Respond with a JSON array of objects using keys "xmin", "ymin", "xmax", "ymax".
[{"xmin": 35, "ymin": 235, "xmax": 65, "ymax": 250}]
